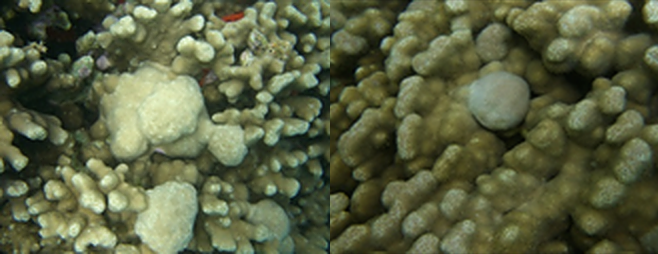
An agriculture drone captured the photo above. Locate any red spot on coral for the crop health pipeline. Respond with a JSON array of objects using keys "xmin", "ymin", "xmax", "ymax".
[
  {"xmin": 198, "ymin": 69, "xmax": 210, "ymax": 87},
  {"xmin": 198, "ymin": 68, "xmax": 218, "ymax": 87},
  {"xmin": 221, "ymin": 12, "xmax": 245, "ymax": 22}
]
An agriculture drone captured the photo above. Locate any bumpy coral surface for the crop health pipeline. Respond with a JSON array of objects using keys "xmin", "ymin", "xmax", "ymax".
[
  {"xmin": 332, "ymin": 0, "xmax": 658, "ymax": 253},
  {"xmin": 0, "ymin": 0, "xmax": 328, "ymax": 253},
  {"xmin": 135, "ymin": 181, "xmax": 198, "ymax": 254},
  {"xmin": 99, "ymin": 62, "xmax": 206, "ymax": 160}
]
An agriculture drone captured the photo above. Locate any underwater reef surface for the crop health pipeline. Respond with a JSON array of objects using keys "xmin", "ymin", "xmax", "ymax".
[
  {"xmin": 0, "ymin": 0, "xmax": 329, "ymax": 253},
  {"xmin": 331, "ymin": 0, "xmax": 658, "ymax": 253}
]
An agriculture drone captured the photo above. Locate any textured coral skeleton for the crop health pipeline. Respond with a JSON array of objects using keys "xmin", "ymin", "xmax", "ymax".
[
  {"xmin": 0, "ymin": 0, "xmax": 328, "ymax": 253},
  {"xmin": 331, "ymin": 0, "xmax": 658, "ymax": 253}
]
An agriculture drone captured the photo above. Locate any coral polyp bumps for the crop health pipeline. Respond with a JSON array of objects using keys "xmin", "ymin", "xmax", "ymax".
[
  {"xmin": 331, "ymin": 0, "xmax": 658, "ymax": 253},
  {"xmin": 1, "ymin": 0, "xmax": 329, "ymax": 253}
]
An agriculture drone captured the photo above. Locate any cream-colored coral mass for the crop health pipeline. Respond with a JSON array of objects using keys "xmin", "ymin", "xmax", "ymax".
[
  {"xmin": 100, "ymin": 63, "xmax": 204, "ymax": 160},
  {"xmin": 135, "ymin": 181, "xmax": 198, "ymax": 254}
]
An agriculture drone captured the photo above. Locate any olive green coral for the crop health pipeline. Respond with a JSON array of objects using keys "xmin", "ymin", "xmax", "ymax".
[{"xmin": 331, "ymin": 0, "xmax": 658, "ymax": 253}]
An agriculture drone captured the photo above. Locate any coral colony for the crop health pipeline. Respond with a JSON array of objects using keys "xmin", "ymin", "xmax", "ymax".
[
  {"xmin": 0, "ymin": 0, "xmax": 328, "ymax": 253},
  {"xmin": 332, "ymin": 0, "xmax": 658, "ymax": 253}
]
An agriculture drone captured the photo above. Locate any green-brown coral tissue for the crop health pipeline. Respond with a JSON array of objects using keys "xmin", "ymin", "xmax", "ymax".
[{"xmin": 331, "ymin": 0, "xmax": 658, "ymax": 253}]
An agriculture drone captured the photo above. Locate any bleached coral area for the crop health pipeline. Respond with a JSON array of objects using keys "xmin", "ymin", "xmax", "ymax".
[
  {"xmin": 0, "ymin": 0, "xmax": 328, "ymax": 253},
  {"xmin": 332, "ymin": 0, "xmax": 658, "ymax": 253}
]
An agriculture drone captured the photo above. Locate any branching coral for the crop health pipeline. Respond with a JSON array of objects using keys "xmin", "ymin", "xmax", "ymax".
[
  {"xmin": 331, "ymin": 0, "xmax": 658, "ymax": 253},
  {"xmin": 0, "ymin": 0, "xmax": 328, "ymax": 253}
]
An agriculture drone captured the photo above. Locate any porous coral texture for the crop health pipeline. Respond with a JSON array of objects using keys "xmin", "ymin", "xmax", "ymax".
[
  {"xmin": 135, "ymin": 181, "xmax": 198, "ymax": 254},
  {"xmin": 99, "ymin": 62, "xmax": 205, "ymax": 160}
]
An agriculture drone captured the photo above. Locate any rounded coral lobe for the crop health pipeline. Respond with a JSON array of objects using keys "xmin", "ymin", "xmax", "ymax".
[{"xmin": 468, "ymin": 71, "xmax": 530, "ymax": 131}]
